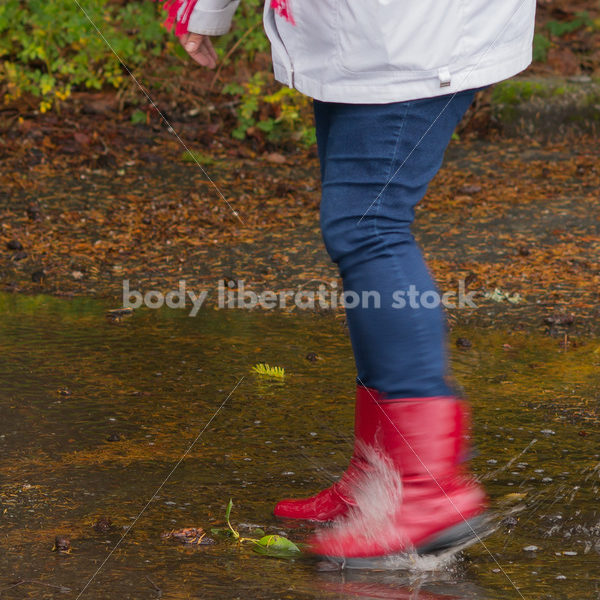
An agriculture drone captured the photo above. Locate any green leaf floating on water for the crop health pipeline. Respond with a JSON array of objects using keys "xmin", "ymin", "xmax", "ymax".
[
  {"xmin": 223, "ymin": 498, "xmax": 301, "ymax": 559},
  {"xmin": 252, "ymin": 535, "xmax": 301, "ymax": 558}
]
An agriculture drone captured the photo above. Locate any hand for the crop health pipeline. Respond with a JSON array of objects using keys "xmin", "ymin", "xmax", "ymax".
[{"xmin": 178, "ymin": 32, "xmax": 218, "ymax": 68}]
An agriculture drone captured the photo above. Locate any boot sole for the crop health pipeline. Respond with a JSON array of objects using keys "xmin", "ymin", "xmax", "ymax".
[
  {"xmin": 416, "ymin": 513, "xmax": 490, "ymax": 554},
  {"xmin": 322, "ymin": 513, "xmax": 492, "ymax": 570}
]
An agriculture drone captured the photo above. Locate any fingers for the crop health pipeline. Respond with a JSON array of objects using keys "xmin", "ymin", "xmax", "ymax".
[
  {"xmin": 203, "ymin": 37, "xmax": 218, "ymax": 65},
  {"xmin": 178, "ymin": 32, "xmax": 217, "ymax": 69}
]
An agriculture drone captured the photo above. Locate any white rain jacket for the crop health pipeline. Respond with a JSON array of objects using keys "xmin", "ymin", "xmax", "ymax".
[{"xmin": 186, "ymin": 0, "xmax": 536, "ymax": 103}]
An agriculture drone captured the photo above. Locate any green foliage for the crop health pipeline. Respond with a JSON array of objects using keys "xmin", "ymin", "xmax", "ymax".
[
  {"xmin": 532, "ymin": 33, "xmax": 551, "ymax": 63},
  {"xmin": 224, "ymin": 72, "xmax": 315, "ymax": 146},
  {"xmin": 252, "ymin": 535, "xmax": 301, "ymax": 558},
  {"xmin": 130, "ymin": 109, "xmax": 147, "ymax": 125},
  {"xmin": 1, "ymin": 0, "xmax": 313, "ymax": 146},
  {"xmin": 180, "ymin": 150, "xmax": 215, "ymax": 165},
  {"xmin": 251, "ymin": 362, "xmax": 285, "ymax": 379},
  {"xmin": 545, "ymin": 11, "xmax": 594, "ymax": 37},
  {"xmin": 225, "ymin": 498, "xmax": 234, "ymax": 529},
  {"xmin": 0, "ymin": 0, "xmax": 167, "ymax": 112},
  {"xmin": 214, "ymin": 0, "xmax": 314, "ymax": 146},
  {"xmin": 491, "ymin": 80, "xmax": 547, "ymax": 105},
  {"xmin": 214, "ymin": 0, "xmax": 269, "ymax": 61},
  {"xmin": 224, "ymin": 499, "xmax": 301, "ymax": 559}
]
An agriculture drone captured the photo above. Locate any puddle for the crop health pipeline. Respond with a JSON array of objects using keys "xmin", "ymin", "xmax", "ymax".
[{"xmin": 0, "ymin": 292, "xmax": 599, "ymax": 599}]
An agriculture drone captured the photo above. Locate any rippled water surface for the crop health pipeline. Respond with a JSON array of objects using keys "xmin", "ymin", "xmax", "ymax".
[{"xmin": 1, "ymin": 293, "xmax": 599, "ymax": 599}]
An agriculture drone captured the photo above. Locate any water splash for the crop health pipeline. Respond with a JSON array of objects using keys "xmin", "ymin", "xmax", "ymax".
[{"xmin": 314, "ymin": 444, "xmax": 474, "ymax": 571}]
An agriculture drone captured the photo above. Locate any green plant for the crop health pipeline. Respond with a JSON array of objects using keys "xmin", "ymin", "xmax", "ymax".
[
  {"xmin": 180, "ymin": 150, "xmax": 215, "ymax": 165},
  {"xmin": 545, "ymin": 11, "xmax": 594, "ymax": 37},
  {"xmin": 214, "ymin": 0, "xmax": 269, "ymax": 62},
  {"xmin": 491, "ymin": 80, "xmax": 547, "ymax": 105},
  {"xmin": 0, "ymin": 0, "xmax": 167, "ymax": 112},
  {"xmin": 532, "ymin": 33, "xmax": 551, "ymax": 63},
  {"xmin": 211, "ymin": 0, "xmax": 315, "ymax": 145},
  {"xmin": 224, "ymin": 72, "xmax": 315, "ymax": 146},
  {"xmin": 251, "ymin": 362, "xmax": 285, "ymax": 378},
  {"xmin": 130, "ymin": 109, "xmax": 147, "ymax": 124},
  {"xmin": 220, "ymin": 499, "xmax": 301, "ymax": 558}
]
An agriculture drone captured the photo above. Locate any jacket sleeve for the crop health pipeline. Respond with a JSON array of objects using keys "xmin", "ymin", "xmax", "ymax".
[{"xmin": 186, "ymin": 0, "xmax": 241, "ymax": 36}]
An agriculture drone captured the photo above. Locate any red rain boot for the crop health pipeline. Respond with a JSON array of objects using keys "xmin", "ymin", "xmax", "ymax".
[
  {"xmin": 309, "ymin": 390, "xmax": 489, "ymax": 565},
  {"xmin": 273, "ymin": 385, "xmax": 380, "ymax": 522}
]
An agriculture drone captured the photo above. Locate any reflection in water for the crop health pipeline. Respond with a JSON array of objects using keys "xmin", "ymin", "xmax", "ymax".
[
  {"xmin": 314, "ymin": 567, "xmax": 490, "ymax": 599},
  {"xmin": 0, "ymin": 293, "xmax": 598, "ymax": 599}
]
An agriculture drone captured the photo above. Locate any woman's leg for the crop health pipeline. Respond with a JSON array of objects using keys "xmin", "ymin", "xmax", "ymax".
[
  {"xmin": 274, "ymin": 91, "xmax": 486, "ymax": 533},
  {"xmin": 316, "ymin": 91, "xmax": 476, "ymax": 397},
  {"xmin": 308, "ymin": 92, "xmax": 488, "ymax": 560}
]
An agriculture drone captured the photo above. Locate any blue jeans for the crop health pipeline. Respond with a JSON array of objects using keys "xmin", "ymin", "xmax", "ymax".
[{"xmin": 314, "ymin": 90, "xmax": 477, "ymax": 398}]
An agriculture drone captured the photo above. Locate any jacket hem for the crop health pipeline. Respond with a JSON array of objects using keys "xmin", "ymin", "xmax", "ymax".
[{"xmin": 273, "ymin": 46, "xmax": 532, "ymax": 104}]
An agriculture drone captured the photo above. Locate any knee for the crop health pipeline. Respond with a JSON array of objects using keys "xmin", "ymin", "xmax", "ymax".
[
  {"xmin": 320, "ymin": 202, "xmax": 413, "ymax": 266},
  {"xmin": 320, "ymin": 207, "xmax": 367, "ymax": 265}
]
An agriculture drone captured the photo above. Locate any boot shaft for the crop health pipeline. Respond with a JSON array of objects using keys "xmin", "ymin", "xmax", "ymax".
[{"xmin": 358, "ymin": 386, "xmax": 469, "ymax": 482}]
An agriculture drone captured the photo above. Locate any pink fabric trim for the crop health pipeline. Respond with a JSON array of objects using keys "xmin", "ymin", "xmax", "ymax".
[
  {"xmin": 271, "ymin": 0, "xmax": 295, "ymax": 24},
  {"xmin": 156, "ymin": 0, "xmax": 296, "ymax": 36},
  {"xmin": 156, "ymin": 0, "xmax": 198, "ymax": 36}
]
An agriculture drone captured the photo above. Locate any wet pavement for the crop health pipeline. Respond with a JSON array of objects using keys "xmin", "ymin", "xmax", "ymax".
[
  {"xmin": 1, "ymin": 292, "xmax": 599, "ymax": 599},
  {"xmin": 2, "ymin": 137, "xmax": 599, "ymax": 335}
]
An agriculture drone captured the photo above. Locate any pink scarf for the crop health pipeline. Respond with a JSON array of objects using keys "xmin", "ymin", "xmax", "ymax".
[
  {"xmin": 157, "ymin": 0, "xmax": 294, "ymax": 36},
  {"xmin": 271, "ymin": 0, "xmax": 295, "ymax": 24}
]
